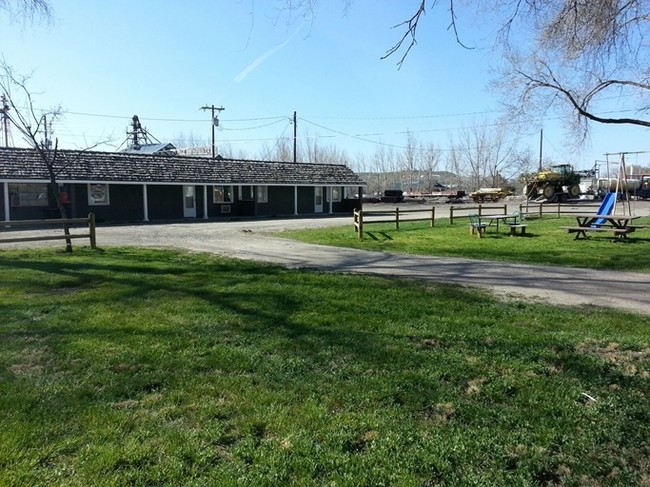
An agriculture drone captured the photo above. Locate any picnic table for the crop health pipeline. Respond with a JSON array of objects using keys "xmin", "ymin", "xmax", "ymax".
[
  {"xmin": 562, "ymin": 213, "xmax": 641, "ymax": 241},
  {"xmin": 477, "ymin": 213, "xmax": 527, "ymax": 236}
]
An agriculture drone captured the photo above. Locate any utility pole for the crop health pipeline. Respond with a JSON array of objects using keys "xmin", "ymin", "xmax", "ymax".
[
  {"xmin": 1, "ymin": 94, "xmax": 11, "ymax": 147},
  {"xmin": 538, "ymin": 128, "xmax": 543, "ymax": 171},
  {"xmin": 293, "ymin": 111, "xmax": 297, "ymax": 163},
  {"xmin": 41, "ymin": 114, "xmax": 52, "ymax": 150},
  {"xmin": 200, "ymin": 104, "xmax": 225, "ymax": 159}
]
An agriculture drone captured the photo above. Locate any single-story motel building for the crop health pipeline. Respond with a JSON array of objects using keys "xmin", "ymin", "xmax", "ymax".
[{"xmin": 0, "ymin": 147, "xmax": 366, "ymax": 223}]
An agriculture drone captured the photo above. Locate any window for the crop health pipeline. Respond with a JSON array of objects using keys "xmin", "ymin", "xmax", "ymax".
[
  {"xmin": 344, "ymin": 186, "xmax": 358, "ymax": 199},
  {"xmin": 256, "ymin": 185, "xmax": 268, "ymax": 203},
  {"xmin": 9, "ymin": 184, "xmax": 49, "ymax": 207},
  {"xmin": 213, "ymin": 185, "xmax": 233, "ymax": 203},
  {"xmin": 331, "ymin": 187, "xmax": 342, "ymax": 202},
  {"xmin": 88, "ymin": 184, "xmax": 110, "ymax": 205},
  {"xmin": 239, "ymin": 185, "xmax": 254, "ymax": 201}
]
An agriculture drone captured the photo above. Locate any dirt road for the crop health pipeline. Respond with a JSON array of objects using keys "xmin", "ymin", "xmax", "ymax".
[{"xmin": 4, "ymin": 212, "xmax": 649, "ymax": 316}]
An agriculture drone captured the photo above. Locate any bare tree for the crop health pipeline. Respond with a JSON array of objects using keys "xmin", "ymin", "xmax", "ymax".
[
  {"xmin": 1, "ymin": 0, "xmax": 52, "ymax": 22},
  {"xmin": 363, "ymin": 144, "xmax": 398, "ymax": 196},
  {"xmin": 445, "ymin": 144, "xmax": 465, "ymax": 192},
  {"xmin": 258, "ymin": 136, "xmax": 294, "ymax": 162},
  {"xmin": 450, "ymin": 121, "xmax": 518, "ymax": 190},
  {"xmin": 407, "ymin": 1, "xmax": 650, "ymax": 134},
  {"xmin": 402, "ymin": 131, "xmax": 418, "ymax": 193},
  {"xmin": 280, "ymin": 1, "xmax": 650, "ymax": 136},
  {"xmin": 1, "ymin": 63, "xmax": 107, "ymax": 252},
  {"xmin": 418, "ymin": 141, "xmax": 441, "ymax": 193},
  {"xmin": 302, "ymin": 138, "xmax": 348, "ymax": 165}
]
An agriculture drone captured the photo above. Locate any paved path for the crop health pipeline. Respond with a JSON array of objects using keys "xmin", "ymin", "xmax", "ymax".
[{"xmin": 4, "ymin": 216, "xmax": 648, "ymax": 316}]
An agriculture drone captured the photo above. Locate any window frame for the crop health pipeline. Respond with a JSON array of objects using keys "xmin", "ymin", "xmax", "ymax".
[
  {"xmin": 239, "ymin": 185, "xmax": 254, "ymax": 201},
  {"xmin": 344, "ymin": 186, "xmax": 358, "ymax": 199},
  {"xmin": 9, "ymin": 183, "xmax": 49, "ymax": 207},
  {"xmin": 213, "ymin": 185, "xmax": 234, "ymax": 204},
  {"xmin": 256, "ymin": 185, "xmax": 268, "ymax": 203}
]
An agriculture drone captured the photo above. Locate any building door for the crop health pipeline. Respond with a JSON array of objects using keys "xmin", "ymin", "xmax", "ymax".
[
  {"xmin": 314, "ymin": 186, "xmax": 323, "ymax": 213},
  {"xmin": 183, "ymin": 185, "xmax": 196, "ymax": 218}
]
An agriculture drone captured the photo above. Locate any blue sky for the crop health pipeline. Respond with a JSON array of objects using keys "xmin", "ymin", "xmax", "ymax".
[{"xmin": 3, "ymin": 0, "xmax": 649, "ymax": 172}]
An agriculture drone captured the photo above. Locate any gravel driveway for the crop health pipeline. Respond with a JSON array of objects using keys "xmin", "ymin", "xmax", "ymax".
[{"xmin": 4, "ymin": 210, "xmax": 650, "ymax": 317}]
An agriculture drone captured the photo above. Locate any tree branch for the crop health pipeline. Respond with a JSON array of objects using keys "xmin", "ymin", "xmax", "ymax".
[
  {"xmin": 521, "ymin": 62, "xmax": 650, "ymax": 128},
  {"xmin": 381, "ymin": 0, "xmax": 428, "ymax": 68}
]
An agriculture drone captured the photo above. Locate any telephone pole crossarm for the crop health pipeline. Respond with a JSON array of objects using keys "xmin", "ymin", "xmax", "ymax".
[{"xmin": 200, "ymin": 104, "xmax": 225, "ymax": 159}]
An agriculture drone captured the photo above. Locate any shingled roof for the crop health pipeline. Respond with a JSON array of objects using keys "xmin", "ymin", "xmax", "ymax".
[{"xmin": 0, "ymin": 147, "xmax": 366, "ymax": 186}]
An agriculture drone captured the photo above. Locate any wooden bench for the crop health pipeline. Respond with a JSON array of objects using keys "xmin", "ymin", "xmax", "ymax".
[
  {"xmin": 561, "ymin": 226, "xmax": 635, "ymax": 240},
  {"xmin": 509, "ymin": 224, "xmax": 527, "ymax": 236}
]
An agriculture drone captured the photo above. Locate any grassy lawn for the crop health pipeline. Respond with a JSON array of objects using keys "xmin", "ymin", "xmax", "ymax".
[
  {"xmin": 1, "ymin": 247, "xmax": 649, "ymax": 486},
  {"xmin": 277, "ymin": 215, "xmax": 650, "ymax": 272}
]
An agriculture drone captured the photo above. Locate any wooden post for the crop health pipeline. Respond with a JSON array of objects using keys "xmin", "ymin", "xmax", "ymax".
[
  {"xmin": 358, "ymin": 209, "xmax": 363, "ymax": 239},
  {"xmin": 430, "ymin": 206, "xmax": 435, "ymax": 227},
  {"xmin": 88, "ymin": 213, "xmax": 97, "ymax": 249},
  {"xmin": 395, "ymin": 207, "xmax": 400, "ymax": 230},
  {"xmin": 449, "ymin": 206, "xmax": 455, "ymax": 225}
]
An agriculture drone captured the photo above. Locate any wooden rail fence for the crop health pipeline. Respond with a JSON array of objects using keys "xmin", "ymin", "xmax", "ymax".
[
  {"xmin": 1, "ymin": 213, "xmax": 97, "ymax": 249},
  {"xmin": 353, "ymin": 207, "xmax": 436, "ymax": 238},
  {"xmin": 518, "ymin": 202, "xmax": 602, "ymax": 218},
  {"xmin": 354, "ymin": 201, "xmax": 615, "ymax": 237},
  {"xmin": 448, "ymin": 204, "xmax": 507, "ymax": 225}
]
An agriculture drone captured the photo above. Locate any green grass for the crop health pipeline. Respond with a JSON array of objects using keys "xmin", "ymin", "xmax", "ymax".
[
  {"xmin": 1, "ymin": 247, "xmax": 649, "ymax": 486},
  {"xmin": 278, "ymin": 215, "xmax": 650, "ymax": 272}
]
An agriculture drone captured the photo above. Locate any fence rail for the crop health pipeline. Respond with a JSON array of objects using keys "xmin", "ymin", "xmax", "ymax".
[
  {"xmin": 355, "ymin": 201, "xmax": 615, "ymax": 237},
  {"xmin": 353, "ymin": 207, "xmax": 436, "ymax": 238},
  {"xmin": 448, "ymin": 204, "xmax": 507, "ymax": 225},
  {"xmin": 518, "ymin": 202, "xmax": 602, "ymax": 218},
  {"xmin": 1, "ymin": 213, "xmax": 97, "ymax": 249}
]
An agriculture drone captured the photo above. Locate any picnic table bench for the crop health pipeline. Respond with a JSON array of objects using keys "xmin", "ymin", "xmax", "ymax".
[
  {"xmin": 562, "ymin": 213, "xmax": 640, "ymax": 241},
  {"xmin": 468, "ymin": 212, "xmax": 527, "ymax": 237},
  {"xmin": 508, "ymin": 223, "xmax": 527, "ymax": 236}
]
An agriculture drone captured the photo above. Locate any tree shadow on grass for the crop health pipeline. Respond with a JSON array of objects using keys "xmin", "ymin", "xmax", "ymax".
[
  {"xmin": 0, "ymin": 249, "xmax": 440, "ymax": 370},
  {"xmin": 363, "ymin": 232, "xmax": 393, "ymax": 241},
  {"xmin": 1, "ymin": 248, "xmax": 646, "ymax": 394}
]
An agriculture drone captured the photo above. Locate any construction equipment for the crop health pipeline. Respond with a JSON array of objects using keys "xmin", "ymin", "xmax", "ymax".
[
  {"xmin": 595, "ymin": 177, "xmax": 641, "ymax": 200},
  {"xmin": 380, "ymin": 189, "xmax": 404, "ymax": 203},
  {"xmin": 469, "ymin": 187, "xmax": 513, "ymax": 203},
  {"xmin": 634, "ymin": 175, "xmax": 650, "ymax": 199},
  {"xmin": 523, "ymin": 164, "xmax": 581, "ymax": 203}
]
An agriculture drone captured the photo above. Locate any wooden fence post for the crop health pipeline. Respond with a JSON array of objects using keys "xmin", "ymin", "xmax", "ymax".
[
  {"xmin": 358, "ymin": 209, "xmax": 363, "ymax": 239},
  {"xmin": 430, "ymin": 206, "xmax": 435, "ymax": 227},
  {"xmin": 449, "ymin": 206, "xmax": 455, "ymax": 225},
  {"xmin": 88, "ymin": 213, "xmax": 96, "ymax": 249},
  {"xmin": 395, "ymin": 207, "xmax": 400, "ymax": 230}
]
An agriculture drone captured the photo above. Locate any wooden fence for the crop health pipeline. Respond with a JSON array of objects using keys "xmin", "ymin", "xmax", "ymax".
[
  {"xmin": 353, "ymin": 207, "xmax": 436, "ymax": 238},
  {"xmin": 355, "ymin": 201, "xmax": 612, "ymax": 237},
  {"xmin": 448, "ymin": 204, "xmax": 507, "ymax": 225},
  {"xmin": 0, "ymin": 213, "xmax": 97, "ymax": 249},
  {"xmin": 518, "ymin": 202, "xmax": 602, "ymax": 218}
]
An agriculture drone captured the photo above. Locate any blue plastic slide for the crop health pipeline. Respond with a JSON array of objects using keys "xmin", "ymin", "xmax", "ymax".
[{"xmin": 592, "ymin": 192, "xmax": 616, "ymax": 227}]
